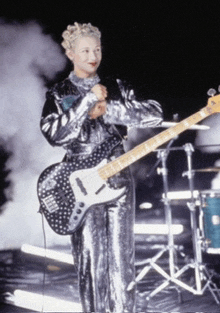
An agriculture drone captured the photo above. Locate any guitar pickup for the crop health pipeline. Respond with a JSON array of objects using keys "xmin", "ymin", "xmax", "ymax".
[
  {"xmin": 75, "ymin": 177, "xmax": 87, "ymax": 196},
  {"xmin": 43, "ymin": 195, "xmax": 59, "ymax": 213},
  {"xmin": 95, "ymin": 184, "xmax": 106, "ymax": 195}
]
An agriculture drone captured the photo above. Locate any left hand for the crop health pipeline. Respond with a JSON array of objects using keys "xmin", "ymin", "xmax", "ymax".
[{"xmin": 89, "ymin": 100, "xmax": 107, "ymax": 119}]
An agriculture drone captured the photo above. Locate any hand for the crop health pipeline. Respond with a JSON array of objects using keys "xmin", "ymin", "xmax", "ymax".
[
  {"xmin": 89, "ymin": 101, "xmax": 107, "ymax": 119},
  {"xmin": 91, "ymin": 84, "xmax": 108, "ymax": 101}
]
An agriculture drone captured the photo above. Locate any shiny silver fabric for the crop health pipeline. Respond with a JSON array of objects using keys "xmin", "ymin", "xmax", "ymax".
[
  {"xmin": 40, "ymin": 71, "xmax": 163, "ymax": 313},
  {"xmin": 104, "ymin": 78, "xmax": 163, "ymax": 128},
  {"xmin": 71, "ymin": 165, "xmax": 135, "ymax": 313},
  {"xmin": 40, "ymin": 72, "xmax": 163, "ymax": 153}
]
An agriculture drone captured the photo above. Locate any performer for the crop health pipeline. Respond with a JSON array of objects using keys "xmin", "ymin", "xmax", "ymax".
[{"xmin": 40, "ymin": 22, "xmax": 163, "ymax": 313}]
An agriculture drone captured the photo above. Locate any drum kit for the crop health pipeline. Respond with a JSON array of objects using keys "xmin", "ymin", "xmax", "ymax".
[{"xmin": 130, "ymin": 122, "xmax": 220, "ymax": 304}]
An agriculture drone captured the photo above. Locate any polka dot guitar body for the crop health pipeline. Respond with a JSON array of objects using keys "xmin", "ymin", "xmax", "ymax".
[{"xmin": 37, "ymin": 136, "xmax": 125, "ymax": 235}]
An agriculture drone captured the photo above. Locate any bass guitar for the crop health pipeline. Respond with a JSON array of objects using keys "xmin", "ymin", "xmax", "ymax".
[{"xmin": 37, "ymin": 94, "xmax": 220, "ymax": 235}]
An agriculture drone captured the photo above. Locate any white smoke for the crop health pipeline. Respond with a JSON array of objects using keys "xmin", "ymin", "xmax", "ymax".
[
  {"xmin": 195, "ymin": 114, "xmax": 220, "ymax": 189},
  {"xmin": 0, "ymin": 20, "xmax": 72, "ymax": 249}
]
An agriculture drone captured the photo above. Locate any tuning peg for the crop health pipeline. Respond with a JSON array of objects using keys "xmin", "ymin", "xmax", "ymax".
[{"xmin": 207, "ymin": 88, "xmax": 217, "ymax": 97}]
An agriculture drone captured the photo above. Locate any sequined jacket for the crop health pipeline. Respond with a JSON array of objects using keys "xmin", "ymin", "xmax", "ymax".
[{"xmin": 40, "ymin": 72, "xmax": 163, "ymax": 159}]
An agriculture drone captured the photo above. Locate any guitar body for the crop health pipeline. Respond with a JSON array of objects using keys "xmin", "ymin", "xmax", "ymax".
[{"xmin": 37, "ymin": 136, "xmax": 125, "ymax": 235}]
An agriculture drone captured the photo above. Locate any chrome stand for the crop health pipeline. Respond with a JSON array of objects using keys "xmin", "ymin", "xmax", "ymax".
[
  {"xmin": 129, "ymin": 142, "xmax": 220, "ymax": 304},
  {"xmin": 182, "ymin": 143, "xmax": 220, "ymax": 303},
  {"xmin": 129, "ymin": 141, "xmax": 186, "ymax": 295}
]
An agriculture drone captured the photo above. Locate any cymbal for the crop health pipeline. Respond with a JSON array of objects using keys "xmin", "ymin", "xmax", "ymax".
[{"xmin": 194, "ymin": 167, "xmax": 220, "ymax": 172}]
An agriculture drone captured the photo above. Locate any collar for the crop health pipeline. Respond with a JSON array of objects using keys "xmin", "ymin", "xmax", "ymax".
[{"xmin": 69, "ymin": 72, "xmax": 100, "ymax": 91}]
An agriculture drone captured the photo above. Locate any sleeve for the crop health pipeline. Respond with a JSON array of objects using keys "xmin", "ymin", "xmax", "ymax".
[
  {"xmin": 40, "ymin": 89, "xmax": 98, "ymax": 147},
  {"xmin": 103, "ymin": 79, "xmax": 163, "ymax": 128}
]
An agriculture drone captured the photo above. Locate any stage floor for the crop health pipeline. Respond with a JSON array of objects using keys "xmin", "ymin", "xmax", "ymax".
[{"xmin": 0, "ymin": 239, "xmax": 220, "ymax": 313}]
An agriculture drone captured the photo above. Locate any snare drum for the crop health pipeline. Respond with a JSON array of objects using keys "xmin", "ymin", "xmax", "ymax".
[{"xmin": 200, "ymin": 190, "xmax": 220, "ymax": 252}]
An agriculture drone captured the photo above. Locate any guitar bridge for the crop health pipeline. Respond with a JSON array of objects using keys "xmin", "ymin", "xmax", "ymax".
[{"xmin": 42, "ymin": 195, "xmax": 59, "ymax": 213}]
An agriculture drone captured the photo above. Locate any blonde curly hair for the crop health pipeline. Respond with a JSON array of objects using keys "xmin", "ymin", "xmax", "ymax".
[{"xmin": 61, "ymin": 22, "xmax": 101, "ymax": 50}]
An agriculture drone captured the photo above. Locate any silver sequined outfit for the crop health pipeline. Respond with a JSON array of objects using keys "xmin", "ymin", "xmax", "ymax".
[{"xmin": 40, "ymin": 72, "xmax": 163, "ymax": 313}]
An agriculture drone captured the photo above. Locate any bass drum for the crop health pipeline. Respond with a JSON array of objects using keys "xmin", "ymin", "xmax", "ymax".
[{"xmin": 200, "ymin": 190, "xmax": 220, "ymax": 253}]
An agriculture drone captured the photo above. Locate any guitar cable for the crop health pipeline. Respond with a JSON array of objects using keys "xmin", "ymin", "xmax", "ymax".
[{"xmin": 40, "ymin": 212, "xmax": 47, "ymax": 313}]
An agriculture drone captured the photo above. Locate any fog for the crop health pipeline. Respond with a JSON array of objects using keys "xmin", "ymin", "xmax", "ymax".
[{"xmin": 0, "ymin": 20, "xmax": 70, "ymax": 249}]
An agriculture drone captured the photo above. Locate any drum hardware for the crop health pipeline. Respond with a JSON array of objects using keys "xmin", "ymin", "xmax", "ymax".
[
  {"xmin": 199, "ymin": 191, "xmax": 220, "ymax": 253},
  {"xmin": 163, "ymin": 190, "xmax": 200, "ymax": 206},
  {"xmin": 129, "ymin": 139, "xmax": 181, "ymax": 294},
  {"xmin": 193, "ymin": 167, "xmax": 220, "ymax": 172},
  {"xmin": 131, "ymin": 142, "xmax": 220, "ymax": 304},
  {"xmin": 130, "ymin": 142, "xmax": 194, "ymax": 296},
  {"xmin": 178, "ymin": 143, "xmax": 220, "ymax": 303},
  {"xmin": 196, "ymin": 144, "xmax": 220, "ymax": 149}
]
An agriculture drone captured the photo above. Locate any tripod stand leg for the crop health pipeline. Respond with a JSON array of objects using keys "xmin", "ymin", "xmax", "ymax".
[
  {"xmin": 208, "ymin": 282, "xmax": 220, "ymax": 304},
  {"xmin": 127, "ymin": 248, "xmax": 167, "ymax": 291},
  {"xmin": 202, "ymin": 265, "xmax": 220, "ymax": 304}
]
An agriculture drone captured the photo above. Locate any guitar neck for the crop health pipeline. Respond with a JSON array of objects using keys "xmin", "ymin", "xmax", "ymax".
[{"xmin": 98, "ymin": 106, "xmax": 212, "ymax": 180}]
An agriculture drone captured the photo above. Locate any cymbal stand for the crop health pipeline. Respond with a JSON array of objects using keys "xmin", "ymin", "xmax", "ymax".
[
  {"xmin": 130, "ymin": 142, "xmax": 220, "ymax": 304},
  {"xmin": 183, "ymin": 143, "xmax": 202, "ymax": 290},
  {"xmin": 129, "ymin": 140, "xmax": 188, "ymax": 296},
  {"xmin": 145, "ymin": 143, "xmax": 220, "ymax": 302},
  {"xmin": 158, "ymin": 143, "xmax": 176, "ymax": 279}
]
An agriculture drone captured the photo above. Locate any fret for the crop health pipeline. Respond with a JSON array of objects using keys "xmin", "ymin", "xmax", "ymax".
[
  {"xmin": 161, "ymin": 133, "xmax": 170, "ymax": 142},
  {"xmin": 167, "ymin": 127, "xmax": 176, "ymax": 138},
  {"xmin": 152, "ymin": 135, "xmax": 163, "ymax": 147},
  {"xmin": 109, "ymin": 160, "xmax": 123, "ymax": 172},
  {"xmin": 148, "ymin": 138, "xmax": 158, "ymax": 150},
  {"xmin": 99, "ymin": 158, "xmax": 127, "ymax": 179},
  {"xmin": 142, "ymin": 142, "xmax": 151, "ymax": 153},
  {"xmin": 199, "ymin": 109, "xmax": 207, "ymax": 118},
  {"xmin": 183, "ymin": 120, "xmax": 190, "ymax": 128},
  {"xmin": 117, "ymin": 155, "xmax": 131, "ymax": 168},
  {"xmin": 133, "ymin": 145, "xmax": 148, "ymax": 157},
  {"xmin": 99, "ymin": 167, "xmax": 112, "ymax": 180},
  {"xmin": 121, "ymin": 153, "xmax": 137, "ymax": 165}
]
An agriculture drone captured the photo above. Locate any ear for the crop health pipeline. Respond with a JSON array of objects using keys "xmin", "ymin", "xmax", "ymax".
[{"xmin": 66, "ymin": 49, "xmax": 75, "ymax": 61}]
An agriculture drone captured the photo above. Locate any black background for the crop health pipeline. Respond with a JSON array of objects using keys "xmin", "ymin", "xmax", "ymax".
[{"xmin": 2, "ymin": 0, "xmax": 220, "ymax": 118}]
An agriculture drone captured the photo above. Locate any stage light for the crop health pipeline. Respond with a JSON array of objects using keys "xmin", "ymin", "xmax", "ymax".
[
  {"xmin": 134, "ymin": 223, "xmax": 184, "ymax": 235},
  {"xmin": 139, "ymin": 202, "xmax": 153, "ymax": 209},
  {"xmin": 164, "ymin": 190, "xmax": 199, "ymax": 200},
  {"xmin": 7, "ymin": 289, "xmax": 82, "ymax": 312},
  {"xmin": 21, "ymin": 244, "xmax": 74, "ymax": 265}
]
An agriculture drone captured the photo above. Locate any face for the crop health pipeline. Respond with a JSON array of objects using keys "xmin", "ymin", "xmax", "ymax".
[{"xmin": 67, "ymin": 36, "xmax": 102, "ymax": 78}]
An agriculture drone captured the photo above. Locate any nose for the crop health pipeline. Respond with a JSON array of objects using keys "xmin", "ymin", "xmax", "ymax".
[{"xmin": 89, "ymin": 50, "xmax": 97, "ymax": 61}]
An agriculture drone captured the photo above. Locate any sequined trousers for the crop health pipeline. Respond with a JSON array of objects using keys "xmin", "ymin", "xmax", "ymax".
[{"xmin": 71, "ymin": 168, "xmax": 136, "ymax": 313}]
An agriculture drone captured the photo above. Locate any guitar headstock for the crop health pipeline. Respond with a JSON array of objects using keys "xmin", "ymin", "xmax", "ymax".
[{"xmin": 207, "ymin": 88, "xmax": 220, "ymax": 113}]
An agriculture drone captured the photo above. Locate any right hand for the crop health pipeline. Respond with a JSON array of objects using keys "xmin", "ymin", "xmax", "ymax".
[
  {"xmin": 89, "ymin": 100, "xmax": 107, "ymax": 119},
  {"xmin": 91, "ymin": 84, "xmax": 108, "ymax": 101}
]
